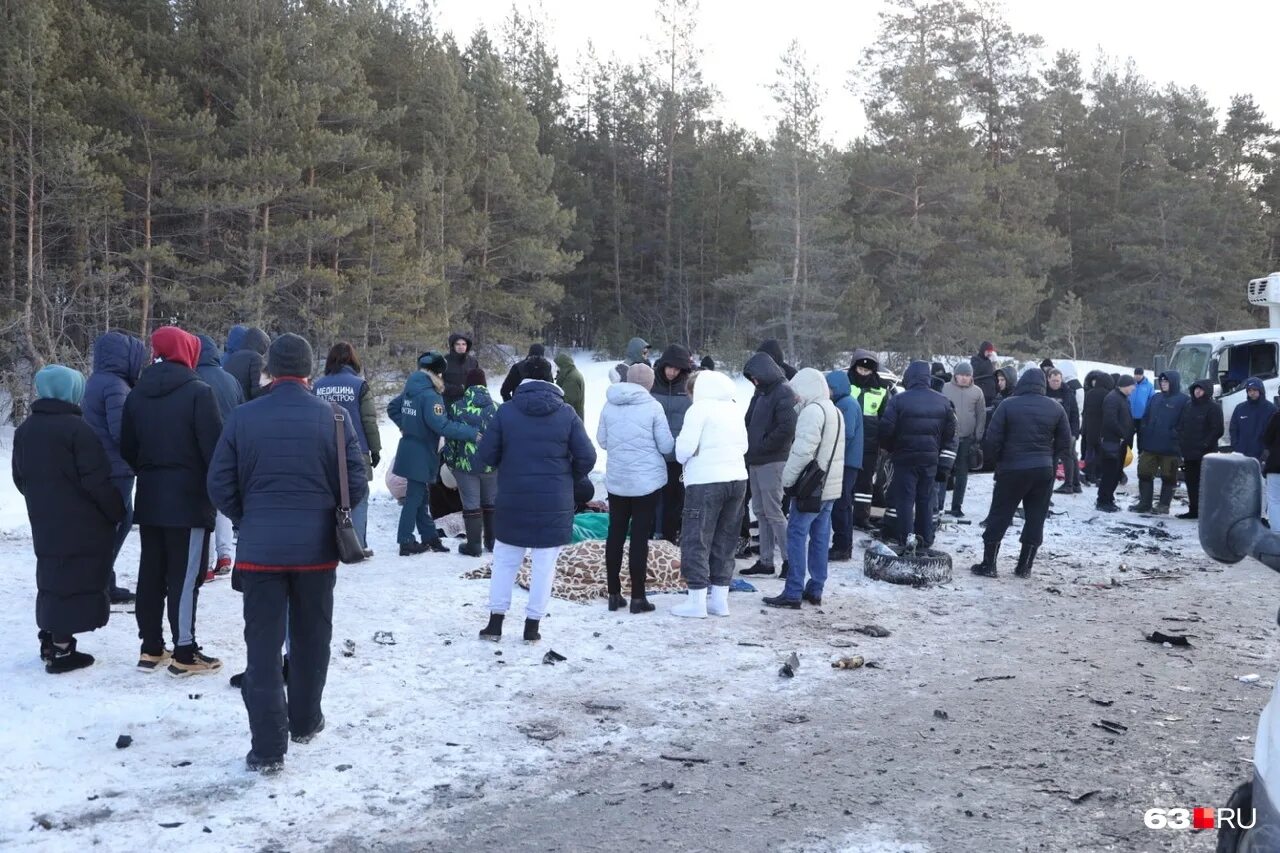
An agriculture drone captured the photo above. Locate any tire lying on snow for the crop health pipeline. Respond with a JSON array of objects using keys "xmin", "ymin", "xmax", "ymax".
[{"xmin": 863, "ymin": 546, "xmax": 953, "ymax": 587}]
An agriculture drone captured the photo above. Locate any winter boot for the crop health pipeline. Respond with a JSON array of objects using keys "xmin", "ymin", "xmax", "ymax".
[
  {"xmin": 970, "ymin": 541, "xmax": 1000, "ymax": 577},
  {"xmin": 630, "ymin": 597, "xmax": 656, "ymax": 614},
  {"xmin": 802, "ymin": 590, "xmax": 823, "ymax": 606},
  {"xmin": 1014, "ymin": 544, "xmax": 1038, "ymax": 578},
  {"xmin": 522, "ymin": 618, "xmax": 541, "ymax": 644},
  {"xmin": 707, "ymin": 585, "xmax": 731, "ymax": 617},
  {"xmin": 763, "ymin": 593, "xmax": 802, "ymax": 609},
  {"xmin": 779, "ymin": 559, "xmax": 791, "ymax": 578},
  {"xmin": 423, "ymin": 538, "xmax": 449, "ymax": 554},
  {"xmin": 1129, "ymin": 479, "xmax": 1155, "ymax": 514},
  {"xmin": 608, "ymin": 594, "xmax": 629, "ymax": 612},
  {"xmin": 46, "ymin": 638, "xmax": 94, "ymax": 674},
  {"xmin": 1054, "ymin": 483, "xmax": 1074, "ymax": 495},
  {"xmin": 828, "ymin": 547, "xmax": 853, "ymax": 562},
  {"xmin": 214, "ymin": 556, "xmax": 232, "ymax": 576},
  {"xmin": 38, "ymin": 630, "xmax": 53, "ymax": 663},
  {"xmin": 672, "ymin": 588, "xmax": 708, "ymax": 618},
  {"xmin": 291, "ymin": 715, "xmax": 325, "ymax": 745},
  {"xmin": 482, "ymin": 506, "xmax": 496, "ymax": 552},
  {"xmin": 1177, "ymin": 510, "xmax": 1198, "ymax": 520},
  {"xmin": 168, "ymin": 645, "xmax": 223, "ymax": 677},
  {"xmin": 245, "ymin": 751, "xmax": 284, "ymax": 774},
  {"xmin": 479, "ymin": 613, "xmax": 504, "ymax": 642},
  {"xmin": 740, "ymin": 560, "xmax": 775, "ymax": 576},
  {"xmin": 1154, "ymin": 478, "xmax": 1175, "ymax": 515},
  {"xmin": 110, "ymin": 585, "xmax": 136, "ymax": 605},
  {"xmin": 137, "ymin": 648, "xmax": 171, "ymax": 673},
  {"xmin": 399, "ymin": 540, "xmax": 428, "ymax": 556},
  {"xmin": 457, "ymin": 511, "xmax": 484, "ymax": 557}
]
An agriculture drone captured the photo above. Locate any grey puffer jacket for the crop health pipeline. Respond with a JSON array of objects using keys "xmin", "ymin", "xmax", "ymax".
[{"xmin": 597, "ymin": 382, "xmax": 674, "ymax": 497}]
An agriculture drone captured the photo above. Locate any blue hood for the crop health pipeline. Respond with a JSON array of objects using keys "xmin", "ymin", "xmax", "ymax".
[
  {"xmin": 903, "ymin": 360, "xmax": 931, "ymax": 390},
  {"xmin": 825, "ymin": 370, "xmax": 852, "ymax": 401},
  {"xmin": 1246, "ymin": 377, "xmax": 1267, "ymax": 396},
  {"xmin": 35, "ymin": 365, "xmax": 86, "ymax": 404},
  {"xmin": 513, "ymin": 379, "xmax": 566, "ymax": 416},
  {"xmin": 197, "ymin": 334, "xmax": 223, "ymax": 368},
  {"xmin": 92, "ymin": 331, "xmax": 147, "ymax": 385},
  {"xmin": 225, "ymin": 324, "xmax": 248, "ymax": 355},
  {"xmin": 1157, "ymin": 370, "xmax": 1182, "ymax": 396}
]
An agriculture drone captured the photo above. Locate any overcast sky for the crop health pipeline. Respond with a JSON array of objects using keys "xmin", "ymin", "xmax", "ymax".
[{"xmin": 430, "ymin": 0, "xmax": 1280, "ymax": 145}]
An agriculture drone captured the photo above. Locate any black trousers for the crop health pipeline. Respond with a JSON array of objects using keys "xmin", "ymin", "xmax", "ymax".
[
  {"xmin": 984, "ymin": 468, "xmax": 1055, "ymax": 547},
  {"xmin": 1097, "ymin": 448, "xmax": 1125, "ymax": 507},
  {"xmin": 661, "ymin": 461, "xmax": 684, "ymax": 543},
  {"xmin": 240, "ymin": 569, "xmax": 336, "ymax": 761},
  {"xmin": 136, "ymin": 526, "xmax": 208, "ymax": 655},
  {"xmin": 852, "ymin": 461, "xmax": 877, "ymax": 528},
  {"xmin": 886, "ymin": 462, "xmax": 937, "ymax": 546},
  {"xmin": 607, "ymin": 490, "xmax": 660, "ymax": 598},
  {"xmin": 1184, "ymin": 458, "xmax": 1203, "ymax": 515}
]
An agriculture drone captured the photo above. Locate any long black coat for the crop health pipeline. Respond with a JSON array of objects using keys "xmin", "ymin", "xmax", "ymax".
[
  {"xmin": 121, "ymin": 361, "xmax": 223, "ymax": 529},
  {"xmin": 1177, "ymin": 380, "xmax": 1224, "ymax": 461},
  {"xmin": 1046, "ymin": 382, "xmax": 1080, "ymax": 437},
  {"xmin": 1101, "ymin": 388, "xmax": 1135, "ymax": 455},
  {"xmin": 13, "ymin": 399, "xmax": 125, "ymax": 635},
  {"xmin": 970, "ymin": 351, "xmax": 998, "ymax": 405},
  {"xmin": 1081, "ymin": 371, "xmax": 1115, "ymax": 449},
  {"xmin": 443, "ymin": 332, "xmax": 478, "ymax": 406}
]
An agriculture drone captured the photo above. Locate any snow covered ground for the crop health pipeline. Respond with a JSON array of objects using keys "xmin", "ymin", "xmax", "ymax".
[{"xmin": 0, "ymin": 352, "xmax": 1273, "ymax": 852}]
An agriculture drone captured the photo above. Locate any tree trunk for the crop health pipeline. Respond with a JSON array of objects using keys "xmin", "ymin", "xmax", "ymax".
[
  {"xmin": 785, "ymin": 150, "xmax": 801, "ymax": 362},
  {"xmin": 612, "ymin": 147, "xmax": 623, "ymax": 317},
  {"xmin": 256, "ymin": 203, "xmax": 270, "ymax": 324},
  {"xmin": 6, "ymin": 126, "xmax": 14, "ymax": 303},
  {"xmin": 139, "ymin": 168, "xmax": 153, "ymax": 340}
]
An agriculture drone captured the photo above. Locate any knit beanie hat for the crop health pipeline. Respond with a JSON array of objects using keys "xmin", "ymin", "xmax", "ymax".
[
  {"xmin": 626, "ymin": 362, "xmax": 655, "ymax": 390},
  {"xmin": 266, "ymin": 333, "xmax": 314, "ymax": 379},
  {"xmin": 465, "ymin": 367, "xmax": 487, "ymax": 387},
  {"xmin": 700, "ymin": 355, "xmax": 715, "ymax": 371},
  {"xmin": 34, "ymin": 364, "xmax": 86, "ymax": 405},
  {"xmin": 1116, "ymin": 375, "xmax": 1136, "ymax": 389},
  {"xmin": 151, "ymin": 326, "xmax": 201, "ymax": 370},
  {"xmin": 1039, "ymin": 358, "xmax": 1055, "ymax": 370},
  {"xmin": 952, "ymin": 361, "xmax": 973, "ymax": 376},
  {"xmin": 523, "ymin": 356, "xmax": 554, "ymax": 383},
  {"xmin": 417, "ymin": 351, "xmax": 446, "ymax": 375},
  {"xmin": 527, "ymin": 343, "xmax": 546, "ymax": 358}
]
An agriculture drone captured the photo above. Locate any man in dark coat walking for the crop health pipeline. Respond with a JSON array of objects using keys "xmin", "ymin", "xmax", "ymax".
[
  {"xmin": 476, "ymin": 356, "xmax": 596, "ymax": 643},
  {"xmin": 1095, "ymin": 375, "xmax": 1136, "ymax": 512},
  {"xmin": 442, "ymin": 332, "xmax": 479, "ymax": 407},
  {"xmin": 1175, "ymin": 380, "xmax": 1223, "ymax": 519},
  {"xmin": 14, "ymin": 365, "xmax": 125, "ymax": 673},
  {"xmin": 121, "ymin": 326, "xmax": 224, "ymax": 676},
  {"xmin": 1080, "ymin": 370, "xmax": 1115, "ymax": 485},
  {"xmin": 501, "ymin": 343, "xmax": 545, "ymax": 402},
  {"xmin": 197, "ymin": 335, "xmax": 245, "ymax": 575},
  {"xmin": 82, "ymin": 330, "xmax": 147, "ymax": 604},
  {"xmin": 208, "ymin": 334, "xmax": 369, "ymax": 774},
  {"xmin": 650, "ymin": 344, "xmax": 693, "ymax": 543},
  {"xmin": 740, "ymin": 351, "xmax": 798, "ymax": 576},
  {"xmin": 879, "ymin": 361, "xmax": 957, "ymax": 548},
  {"xmin": 223, "ymin": 326, "xmax": 270, "ymax": 403},
  {"xmin": 970, "ymin": 342, "xmax": 999, "ymax": 405},
  {"xmin": 971, "ymin": 368, "xmax": 1071, "ymax": 578}
]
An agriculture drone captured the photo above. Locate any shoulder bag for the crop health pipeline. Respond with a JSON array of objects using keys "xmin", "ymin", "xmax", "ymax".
[
  {"xmin": 793, "ymin": 404, "xmax": 844, "ymax": 513},
  {"xmin": 332, "ymin": 408, "xmax": 367, "ymax": 564}
]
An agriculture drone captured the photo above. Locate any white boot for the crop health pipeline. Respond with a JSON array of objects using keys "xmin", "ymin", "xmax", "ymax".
[
  {"xmin": 706, "ymin": 585, "xmax": 730, "ymax": 617},
  {"xmin": 671, "ymin": 587, "xmax": 708, "ymax": 619}
]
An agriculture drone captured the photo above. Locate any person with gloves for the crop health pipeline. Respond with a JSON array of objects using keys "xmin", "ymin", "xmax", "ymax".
[
  {"xmin": 879, "ymin": 361, "xmax": 957, "ymax": 548},
  {"xmin": 313, "ymin": 342, "xmax": 380, "ymax": 555},
  {"xmin": 1175, "ymin": 381, "xmax": 1223, "ymax": 520},
  {"xmin": 1131, "ymin": 371, "xmax": 1189, "ymax": 515},
  {"xmin": 970, "ymin": 368, "xmax": 1071, "ymax": 578},
  {"xmin": 223, "ymin": 326, "xmax": 271, "ymax": 403},
  {"xmin": 824, "ymin": 371, "xmax": 864, "ymax": 562},
  {"xmin": 1230, "ymin": 377, "xmax": 1275, "ymax": 463},
  {"xmin": 554, "ymin": 352, "xmax": 586, "ymax": 421},
  {"xmin": 442, "ymin": 368, "xmax": 500, "ymax": 558}
]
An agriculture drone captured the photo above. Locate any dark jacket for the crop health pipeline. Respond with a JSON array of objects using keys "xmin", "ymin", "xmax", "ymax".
[
  {"xmin": 990, "ymin": 366, "xmax": 1016, "ymax": 406},
  {"xmin": 443, "ymin": 332, "xmax": 478, "ymax": 406},
  {"xmin": 313, "ymin": 365, "xmax": 380, "ymax": 458},
  {"xmin": 501, "ymin": 345, "xmax": 546, "ymax": 402},
  {"xmin": 443, "ymin": 384, "xmax": 499, "ymax": 474},
  {"xmin": 1138, "ymin": 371, "xmax": 1190, "ymax": 457},
  {"xmin": 222, "ymin": 324, "xmax": 248, "ymax": 366},
  {"xmin": 476, "ymin": 380, "xmax": 597, "ymax": 549},
  {"xmin": 391, "ymin": 371, "xmax": 478, "ymax": 483},
  {"xmin": 970, "ymin": 349, "xmax": 998, "ymax": 405},
  {"xmin": 651, "ymin": 344, "xmax": 693, "ymax": 463},
  {"xmin": 1263, "ymin": 412, "xmax": 1280, "ymax": 475},
  {"xmin": 120, "ymin": 361, "xmax": 223, "ymax": 529},
  {"xmin": 1081, "ymin": 371, "xmax": 1115, "ymax": 449},
  {"xmin": 929, "ymin": 362, "xmax": 949, "ymax": 393},
  {"xmin": 82, "ymin": 331, "xmax": 147, "ymax": 480},
  {"xmin": 207, "ymin": 379, "xmax": 369, "ymax": 572},
  {"xmin": 1100, "ymin": 387, "xmax": 1135, "ymax": 456},
  {"xmin": 13, "ymin": 398, "xmax": 126, "ymax": 635},
  {"xmin": 879, "ymin": 361, "xmax": 958, "ymax": 472},
  {"xmin": 1230, "ymin": 378, "xmax": 1277, "ymax": 460},
  {"xmin": 554, "ymin": 352, "xmax": 586, "ymax": 421},
  {"xmin": 847, "ymin": 348, "xmax": 894, "ymax": 455},
  {"xmin": 743, "ymin": 351, "xmax": 798, "ymax": 465},
  {"xmin": 222, "ymin": 326, "xmax": 270, "ymax": 402},
  {"xmin": 1177, "ymin": 380, "xmax": 1224, "ymax": 461},
  {"xmin": 1046, "ymin": 380, "xmax": 1081, "ymax": 437},
  {"xmin": 196, "ymin": 335, "xmax": 245, "ymax": 419},
  {"xmin": 983, "ymin": 368, "xmax": 1072, "ymax": 473},
  {"xmin": 757, "ymin": 339, "xmax": 797, "ymax": 380}
]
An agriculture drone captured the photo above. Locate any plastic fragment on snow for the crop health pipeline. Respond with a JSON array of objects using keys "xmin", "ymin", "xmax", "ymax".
[
  {"xmin": 115, "ymin": 735, "xmax": 132, "ymax": 749},
  {"xmin": 372, "ymin": 631, "xmax": 396, "ymax": 645},
  {"xmin": 1239, "ymin": 673, "xmax": 1262, "ymax": 683},
  {"xmin": 542, "ymin": 650, "xmax": 567, "ymax": 665}
]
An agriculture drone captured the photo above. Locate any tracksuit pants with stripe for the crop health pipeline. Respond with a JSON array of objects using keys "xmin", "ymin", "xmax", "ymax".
[{"xmin": 136, "ymin": 526, "xmax": 209, "ymax": 656}]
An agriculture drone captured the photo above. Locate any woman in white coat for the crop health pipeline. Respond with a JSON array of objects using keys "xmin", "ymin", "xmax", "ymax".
[{"xmin": 596, "ymin": 363, "xmax": 674, "ymax": 613}]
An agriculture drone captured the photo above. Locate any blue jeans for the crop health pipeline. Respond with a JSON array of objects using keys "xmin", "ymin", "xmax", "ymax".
[
  {"xmin": 830, "ymin": 466, "xmax": 859, "ymax": 552},
  {"xmin": 782, "ymin": 499, "xmax": 834, "ymax": 600},
  {"xmin": 397, "ymin": 480, "xmax": 437, "ymax": 545},
  {"xmin": 351, "ymin": 499, "xmax": 369, "ymax": 549}
]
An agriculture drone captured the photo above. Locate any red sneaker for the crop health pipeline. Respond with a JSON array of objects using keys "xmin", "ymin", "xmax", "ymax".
[
  {"xmin": 214, "ymin": 557, "xmax": 232, "ymax": 576},
  {"xmin": 204, "ymin": 566, "xmax": 218, "ymax": 583}
]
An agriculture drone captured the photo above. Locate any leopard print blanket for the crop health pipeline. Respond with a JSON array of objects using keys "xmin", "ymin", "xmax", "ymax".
[{"xmin": 464, "ymin": 539, "xmax": 685, "ymax": 603}]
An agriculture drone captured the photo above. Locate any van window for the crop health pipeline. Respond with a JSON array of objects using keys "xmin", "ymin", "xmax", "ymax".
[
  {"xmin": 1219, "ymin": 342, "xmax": 1279, "ymax": 395},
  {"xmin": 1168, "ymin": 344, "xmax": 1211, "ymax": 382}
]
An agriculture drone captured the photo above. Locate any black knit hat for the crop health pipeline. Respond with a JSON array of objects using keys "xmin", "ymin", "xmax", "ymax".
[
  {"xmin": 266, "ymin": 333, "xmax": 313, "ymax": 379},
  {"xmin": 700, "ymin": 355, "xmax": 715, "ymax": 371},
  {"xmin": 1116, "ymin": 374, "xmax": 1136, "ymax": 388},
  {"xmin": 528, "ymin": 343, "xmax": 546, "ymax": 358},
  {"xmin": 523, "ymin": 356, "xmax": 554, "ymax": 383},
  {"xmin": 465, "ymin": 367, "xmax": 487, "ymax": 387}
]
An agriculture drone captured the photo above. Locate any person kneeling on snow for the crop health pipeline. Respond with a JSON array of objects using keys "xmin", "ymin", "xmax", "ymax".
[
  {"xmin": 14, "ymin": 365, "xmax": 126, "ymax": 673},
  {"xmin": 671, "ymin": 370, "xmax": 749, "ymax": 619},
  {"xmin": 476, "ymin": 357, "xmax": 597, "ymax": 643}
]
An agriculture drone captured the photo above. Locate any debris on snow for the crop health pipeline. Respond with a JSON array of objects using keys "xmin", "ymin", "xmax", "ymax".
[
  {"xmin": 1147, "ymin": 630, "xmax": 1191, "ymax": 647},
  {"xmin": 832, "ymin": 656, "xmax": 865, "ymax": 670},
  {"xmin": 779, "ymin": 652, "xmax": 800, "ymax": 678},
  {"xmin": 114, "ymin": 735, "xmax": 132, "ymax": 750},
  {"xmin": 372, "ymin": 631, "xmax": 396, "ymax": 645}
]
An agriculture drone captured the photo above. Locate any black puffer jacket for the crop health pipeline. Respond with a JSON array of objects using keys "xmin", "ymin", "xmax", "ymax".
[
  {"xmin": 651, "ymin": 344, "xmax": 693, "ymax": 462},
  {"xmin": 1177, "ymin": 380, "xmax": 1224, "ymax": 461},
  {"xmin": 846, "ymin": 348, "xmax": 895, "ymax": 454},
  {"xmin": 983, "ymin": 368, "xmax": 1072, "ymax": 473},
  {"xmin": 757, "ymin": 339, "xmax": 797, "ymax": 380},
  {"xmin": 222, "ymin": 326, "xmax": 270, "ymax": 402},
  {"xmin": 443, "ymin": 332, "xmax": 478, "ymax": 405},
  {"xmin": 1101, "ymin": 387, "xmax": 1135, "ymax": 455},
  {"xmin": 879, "ymin": 361, "xmax": 958, "ymax": 472},
  {"xmin": 121, "ymin": 361, "xmax": 223, "ymax": 529},
  {"xmin": 970, "ymin": 347, "xmax": 998, "ymax": 405},
  {"xmin": 1081, "ymin": 371, "xmax": 1115, "ymax": 449},
  {"xmin": 743, "ymin": 351, "xmax": 798, "ymax": 465},
  {"xmin": 501, "ymin": 344, "xmax": 545, "ymax": 402}
]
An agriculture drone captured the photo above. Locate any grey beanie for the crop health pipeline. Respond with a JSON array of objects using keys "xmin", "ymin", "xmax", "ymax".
[
  {"xmin": 952, "ymin": 361, "xmax": 973, "ymax": 376},
  {"xmin": 266, "ymin": 333, "xmax": 314, "ymax": 379},
  {"xmin": 626, "ymin": 362, "xmax": 655, "ymax": 390},
  {"xmin": 1116, "ymin": 374, "xmax": 1136, "ymax": 389}
]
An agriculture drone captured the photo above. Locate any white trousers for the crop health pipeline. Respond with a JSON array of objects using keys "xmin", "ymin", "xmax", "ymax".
[
  {"xmin": 1267, "ymin": 473, "xmax": 1280, "ymax": 523},
  {"xmin": 214, "ymin": 512, "xmax": 235, "ymax": 561},
  {"xmin": 489, "ymin": 542, "xmax": 561, "ymax": 620}
]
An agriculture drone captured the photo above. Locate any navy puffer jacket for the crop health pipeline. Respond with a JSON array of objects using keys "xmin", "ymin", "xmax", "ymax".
[
  {"xmin": 196, "ymin": 335, "xmax": 245, "ymax": 418},
  {"xmin": 82, "ymin": 332, "xmax": 147, "ymax": 479},
  {"xmin": 1138, "ymin": 371, "xmax": 1189, "ymax": 456},
  {"xmin": 477, "ymin": 380, "xmax": 597, "ymax": 548},
  {"xmin": 222, "ymin": 326, "xmax": 270, "ymax": 402},
  {"xmin": 744, "ymin": 351, "xmax": 798, "ymax": 465},
  {"xmin": 982, "ymin": 368, "xmax": 1072, "ymax": 473},
  {"xmin": 879, "ymin": 361, "xmax": 958, "ymax": 472},
  {"xmin": 207, "ymin": 380, "xmax": 369, "ymax": 571}
]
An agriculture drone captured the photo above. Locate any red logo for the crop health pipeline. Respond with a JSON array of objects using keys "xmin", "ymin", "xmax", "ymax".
[{"xmin": 1193, "ymin": 808, "xmax": 1215, "ymax": 830}]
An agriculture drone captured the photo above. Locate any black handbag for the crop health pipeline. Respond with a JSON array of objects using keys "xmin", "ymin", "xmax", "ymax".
[
  {"xmin": 332, "ymin": 409, "xmax": 366, "ymax": 565},
  {"xmin": 793, "ymin": 405, "xmax": 844, "ymax": 513}
]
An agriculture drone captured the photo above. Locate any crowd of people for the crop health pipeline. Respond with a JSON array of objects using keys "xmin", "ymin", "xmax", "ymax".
[{"xmin": 12, "ymin": 327, "xmax": 1253, "ymax": 773}]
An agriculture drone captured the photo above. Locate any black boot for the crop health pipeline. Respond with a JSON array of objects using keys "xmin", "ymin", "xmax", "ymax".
[
  {"xmin": 479, "ymin": 612, "xmax": 504, "ymax": 642},
  {"xmin": 399, "ymin": 540, "xmax": 427, "ymax": 556},
  {"xmin": 458, "ymin": 511, "xmax": 484, "ymax": 557},
  {"xmin": 482, "ymin": 506, "xmax": 496, "ymax": 553},
  {"xmin": 740, "ymin": 560, "xmax": 775, "ymax": 576},
  {"xmin": 828, "ymin": 547, "xmax": 853, "ymax": 562},
  {"xmin": 630, "ymin": 597, "xmax": 656, "ymax": 614},
  {"xmin": 423, "ymin": 538, "xmax": 449, "ymax": 553},
  {"xmin": 1130, "ymin": 479, "xmax": 1154, "ymax": 513},
  {"xmin": 46, "ymin": 637, "xmax": 94, "ymax": 674},
  {"xmin": 1154, "ymin": 478, "xmax": 1175, "ymax": 515},
  {"xmin": 970, "ymin": 541, "xmax": 1000, "ymax": 577},
  {"xmin": 38, "ymin": 630, "xmax": 53, "ymax": 663},
  {"xmin": 1014, "ymin": 543, "xmax": 1038, "ymax": 578},
  {"xmin": 523, "ymin": 618, "xmax": 541, "ymax": 644},
  {"xmin": 608, "ymin": 594, "xmax": 628, "ymax": 612}
]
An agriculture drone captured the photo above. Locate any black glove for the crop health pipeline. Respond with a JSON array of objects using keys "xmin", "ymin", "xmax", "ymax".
[
  {"xmin": 371, "ymin": 451, "xmax": 381, "ymax": 467},
  {"xmin": 935, "ymin": 469, "xmax": 949, "ymax": 483}
]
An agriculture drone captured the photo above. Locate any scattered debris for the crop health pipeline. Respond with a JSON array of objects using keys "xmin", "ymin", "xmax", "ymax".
[
  {"xmin": 583, "ymin": 700, "xmax": 622, "ymax": 712},
  {"xmin": 855, "ymin": 624, "xmax": 891, "ymax": 638},
  {"xmin": 172, "ymin": 760, "xmax": 191, "ymax": 768},
  {"xmin": 336, "ymin": 764, "xmax": 353, "ymax": 772},
  {"xmin": 784, "ymin": 714, "xmax": 809, "ymax": 724},
  {"xmin": 737, "ymin": 642, "xmax": 765, "ymax": 647},
  {"xmin": 640, "ymin": 780, "xmax": 676, "ymax": 793},
  {"xmin": 1239, "ymin": 674, "xmax": 1262, "ymax": 684},
  {"xmin": 864, "ymin": 661, "xmax": 884, "ymax": 669},
  {"xmin": 779, "ymin": 652, "xmax": 800, "ymax": 678},
  {"xmin": 832, "ymin": 656, "xmax": 865, "ymax": 670},
  {"xmin": 933, "ymin": 709, "xmax": 950, "ymax": 721},
  {"xmin": 1146, "ymin": 631, "xmax": 1191, "ymax": 647},
  {"xmin": 115, "ymin": 735, "xmax": 132, "ymax": 750},
  {"xmin": 372, "ymin": 631, "xmax": 396, "ymax": 646},
  {"xmin": 660, "ymin": 754, "xmax": 710, "ymax": 764},
  {"xmin": 517, "ymin": 723, "xmax": 562, "ymax": 742},
  {"xmin": 159, "ymin": 822, "xmax": 183, "ymax": 829},
  {"xmin": 542, "ymin": 650, "xmax": 567, "ymax": 665},
  {"xmin": 342, "ymin": 639, "xmax": 355, "ymax": 657},
  {"xmin": 1089, "ymin": 698, "xmax": 1114, "ymax": 708},
  {"xmin": 187, "ymin": 694, "xmax": 201, "ymax": 700},
  {"xmin": 973, "ymin": 675, "xmax": 1015, "ymax": 683},
  {"xmin": 1093, "ymin": 720, "xmax": 1128, "ymax": 735}
]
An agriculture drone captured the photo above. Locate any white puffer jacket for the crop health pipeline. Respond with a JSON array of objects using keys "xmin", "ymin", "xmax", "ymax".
[
  {"xmin": 596, "ymin": 381, "xmax": 674, "ymax": 497},
  {"xmin": 783, "ymin": 368, "xmax": 845, "ymax": 502},
  {"xmin": 676, "ymin": 370, "xmax": 749, "ymax": 486}
]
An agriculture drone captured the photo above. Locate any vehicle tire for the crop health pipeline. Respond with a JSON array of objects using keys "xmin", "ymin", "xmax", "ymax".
[
  {"xmin": 1218, "ymin": 780, "xmax": 1251, "ymax": 853},
  {"xmin": 863, "ymin": 545, "xmax": 953, "ymax": 587}
]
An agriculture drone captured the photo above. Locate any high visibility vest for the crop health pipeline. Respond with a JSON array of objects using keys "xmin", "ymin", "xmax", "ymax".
[{"xmin": 854, "ymin": 384, "xmax": 888, "ymax": 418}]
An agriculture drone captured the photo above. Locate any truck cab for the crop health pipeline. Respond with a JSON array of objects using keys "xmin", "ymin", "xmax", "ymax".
[{"xmin": 1167, "ymin": 272, "xmax": 1280, "ymax": 449}]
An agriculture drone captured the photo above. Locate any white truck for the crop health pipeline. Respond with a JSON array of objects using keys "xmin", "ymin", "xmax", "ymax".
[{"xmin": 1166, "ymin": 272, "xmax": 1280, "ymax": 449}]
